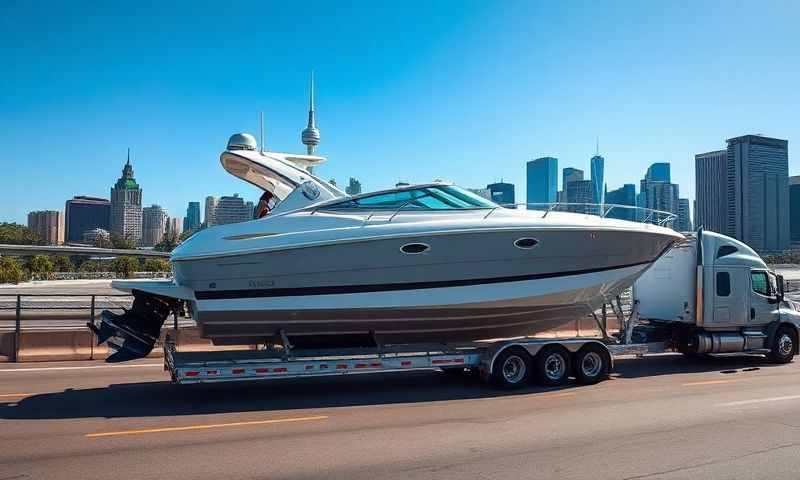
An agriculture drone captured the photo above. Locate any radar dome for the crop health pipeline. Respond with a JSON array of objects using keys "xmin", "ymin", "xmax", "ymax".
[{"xmin": 227, "ymin": 133, "xmax": 257, "ymax": 151}]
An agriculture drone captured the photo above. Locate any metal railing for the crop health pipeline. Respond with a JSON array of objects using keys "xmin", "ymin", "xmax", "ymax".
[
  {"xmin": 0, "ymin": 293, "xmax": 192, "ymax": 362},
  {"xmin": 508, "ymin": 203, "xmax": 678, "ymax": 227}
]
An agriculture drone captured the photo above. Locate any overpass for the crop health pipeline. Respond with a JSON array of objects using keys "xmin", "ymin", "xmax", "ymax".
[{"xmin": 0, "ymin": 244, "xmax": 170, "ymax": 258}]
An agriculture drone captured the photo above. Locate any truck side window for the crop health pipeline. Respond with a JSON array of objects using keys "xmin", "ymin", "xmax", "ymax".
[
  {"xmin": 716, "ymin": 272, "xmax": 730, "ymax": 297},
  {"xmin": 751, "ymin": 272, "xmax": 770, "ymax": 296},
  {"xmin": 716, "ymin": 245, "xmax": 738, "ymax": 258}
]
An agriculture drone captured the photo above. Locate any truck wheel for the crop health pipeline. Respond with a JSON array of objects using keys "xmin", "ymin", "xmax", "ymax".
[
  {"xmin": 769, "ymin": 326, "xmax": 796, "ymax": 364},
  {"xmin": 534, "ymin": 345, "xmax": 571, "ymax": 386},
  {"xmin": 573, "ymin": 344, "xmax": 610, "ymax": 385},
  {"xmin": 491, "ymin": 347, "xmax": 532, "ymax": 389}
]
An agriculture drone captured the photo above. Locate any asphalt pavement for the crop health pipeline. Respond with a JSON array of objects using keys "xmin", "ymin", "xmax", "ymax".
[{"xmin": 3, "ymin": 354, "xmax": 800, "ymax": 479}]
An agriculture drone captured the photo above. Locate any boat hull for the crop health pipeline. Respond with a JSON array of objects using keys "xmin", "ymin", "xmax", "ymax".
[{"xmin": 194, "ymin": 262, "xmax": 650, "ymax": 345}]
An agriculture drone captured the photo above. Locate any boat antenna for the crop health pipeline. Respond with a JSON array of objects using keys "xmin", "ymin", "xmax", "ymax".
[{"xmin": 259, "ymin": 111, "xmax": 264, "ymax": 154}]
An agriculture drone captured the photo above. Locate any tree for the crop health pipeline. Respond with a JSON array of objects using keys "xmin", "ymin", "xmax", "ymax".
[
  {"xmin": 0, "ymin": 223, "xmax": 41, "ymax": 245},
  {"xmin": 0, "ymin": 257, "xmax": 26, "ymax": 284},
  {"xmin": 52, "ymin": 255, "xmax": 75, "ymax": 272},
  {"xmin": 143, "ymin": 258, "xmax": 172, "ymax": 272},
  {"xmin": 94, "ymin": 234, "xmax": 113, "ymax": 249},
  {"xmin": 78, "ymin": 260, "xmax": 101, "ymax": 272},
  {"xmin": 110, "ymin": 256, "xmax": 140, "ymax": 278},
  {"xmin": 110, "ymin": 234, "xmax": 137, "ymax": 250},
  {"xmin": 27, "ymin": 255, "xmax": 54, "ymax": 279},
  {"xmin": 179, "ymin": 229, "xmax": 196, "ymax": 242},
  {"xmin": 154, "ymin": 235, "xmax": 178, "ymax": 252}
]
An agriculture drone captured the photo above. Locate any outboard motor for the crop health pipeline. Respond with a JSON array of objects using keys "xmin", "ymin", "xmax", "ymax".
[{"xmin": 88, "ymin": 290, "xmax": 181, "ymax": 362}]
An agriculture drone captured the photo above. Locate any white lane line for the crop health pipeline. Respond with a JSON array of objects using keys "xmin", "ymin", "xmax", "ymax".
[
  {"xmin": 717, "ymin": 394, "xmax": 800, "ymax": 407},
  {"xmin": 0, "ymin": 363, "xmax": 162, "ymax": 373}
]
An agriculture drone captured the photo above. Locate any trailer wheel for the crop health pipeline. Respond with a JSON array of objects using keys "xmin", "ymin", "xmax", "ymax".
[
  {"xmin": 769, "ymin": 326, "xmax": 796, "ymax": 364},
  {"xmin": 533, "ymin": 345, "xmax": 571, "ymax": 386},
  {"xmin": 573, "ymin": 344, "xmax": 609, "ymax": 385},
  {"xmin": 491, "ymin": 347, "xmax": 532, "ymax": 389}
]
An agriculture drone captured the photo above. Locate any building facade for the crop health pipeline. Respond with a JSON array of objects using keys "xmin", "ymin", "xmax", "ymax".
[
  {"xmin": 605, "ymin": 184, "xmax": 636, "ymax": 221},
  {"xmin": 487, "ymin": 182, "xmax": 515, "ymax": 206},
  {"xmin": 590, "ymin": 155, "xmax": 604, "ymax": 204},
  {"xmin": 215, "ymin": 194, "xmax": 254, "ymax": 225},
  {"xmin": 694, "ymin": 150, "xmax": 728, "ymax": 233},
  {"xmin": 791, "ymin": 176, "xmax": 800, "ymax": 244},
  {"xmin": 184, "ymin": 201, "xmax": 201, "ymax": 232},
  {"xmin": 110, "ymin": 153, "xmax": 143, "ymax": 243},
  {"xmin": 141, "ymin": 205, "xmax": 168, "ymax": 247},
  {"xmin": 65, "ymin": 196, "xmax": 110, "ymax": 243},
  {"xmin": 726, "ymin": 135, "xmax": 789, "ymax": 251},
  {"xmin": 526, "ymin": 157, "xmax": 558, "ymax": 208},
  {"xmin": 204, "ymin": 196, "xmax": 219, "ymax": 227},
  {"xmin": 27, "ymin": 210, "xmax": 64, "ymax": 245},
  {"xmin": 676, "ymin": 198, "xmax": 692, "ymax": 232},
  {"xmin": 82, "ymin": 228, "xmax": 110, "ymax": 245},
  {"xmin": 645, "ymin": 163, "xmax": 671, "ymax": 183},
  {"xmin": 345, "ymin": 178, "xmax": 362, "ymax": 196},
  {"xmin": 565, "ymin": 180, "xmax": 595, "ymax": 214},
  {"xmin": 167, "ymin": 217, "xmax": 183, "ymax": 239}
]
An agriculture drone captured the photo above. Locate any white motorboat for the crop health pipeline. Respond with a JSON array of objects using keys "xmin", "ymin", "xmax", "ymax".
[{"xmin": 90, "ymin": 133, "xmax": 683, "ymax": 361}]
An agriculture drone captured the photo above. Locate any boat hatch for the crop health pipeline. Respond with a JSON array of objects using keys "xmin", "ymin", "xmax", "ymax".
[{"xmin": 220, "ymin": 149, "xmax": 345, "ymax": 202}]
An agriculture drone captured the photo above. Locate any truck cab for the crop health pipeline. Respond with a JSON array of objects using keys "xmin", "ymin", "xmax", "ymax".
[{"xmin": 634, "ymin": 229, "xmax": 800, "ymax": 362}]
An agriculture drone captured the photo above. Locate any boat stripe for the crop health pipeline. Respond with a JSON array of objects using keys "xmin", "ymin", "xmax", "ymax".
[{"xmin": 194, "ymin": 259, "xmax": 653, "ymax": 300}]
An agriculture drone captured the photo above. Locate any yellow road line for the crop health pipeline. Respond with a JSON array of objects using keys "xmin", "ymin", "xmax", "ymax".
[
  {"xmin": 85, "ymin": 415, "xmax": 329, "ymax": 438},
  {"xmin": 682, "ymin": 379, "xmax": 741, "ymax": 386},
  {"xmin": 0, "ymin": 393, "xmax": 33, "ymax": 398}
]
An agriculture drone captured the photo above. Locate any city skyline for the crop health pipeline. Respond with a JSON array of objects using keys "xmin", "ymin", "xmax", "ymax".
[{"xmin": 2, "ymin": 2, "xmax": 799, "ymax": 224}]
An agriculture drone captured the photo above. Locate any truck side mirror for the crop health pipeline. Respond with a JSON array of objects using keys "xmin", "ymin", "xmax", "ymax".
[{"xmin": 777, "ymin": 274, "xmax": 785, "ymax": 302}]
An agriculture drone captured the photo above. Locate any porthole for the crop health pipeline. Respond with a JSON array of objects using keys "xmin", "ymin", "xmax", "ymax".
[
  {"xmin": 400, "ymin": 243, "xmax": 430, "ymax": 254},
  {"xmin": 514, "ymin": 238, "xmax": 539, "ymax": 249}
]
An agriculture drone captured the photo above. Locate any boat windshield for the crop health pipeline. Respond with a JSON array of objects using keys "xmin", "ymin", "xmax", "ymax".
[{"xmin": 325, "ymin": 185, "xmax": 498, "ymax": 211}]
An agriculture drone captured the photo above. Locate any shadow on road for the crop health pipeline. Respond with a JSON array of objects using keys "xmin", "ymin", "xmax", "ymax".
[{"xmin": 0, "ymin": 354, "xmax": 786, "ymax": 421}]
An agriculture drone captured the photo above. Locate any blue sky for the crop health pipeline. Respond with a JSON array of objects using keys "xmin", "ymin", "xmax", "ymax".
[{"xmin": 1, "ymin": 0, "xmax": 798, "ymax": 223}]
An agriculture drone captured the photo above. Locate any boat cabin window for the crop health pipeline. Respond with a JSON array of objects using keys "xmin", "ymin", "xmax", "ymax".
[
  {"xmin": 716, "ymin": 245, "xmax": 738, "ymax": 259},
  {"xmin": 326, "ymin": 185, "xmax": 497, "ymax": 211},
  {"xmin": 751, "ymin": 271, "xmax": 771, "ymax": 296}
]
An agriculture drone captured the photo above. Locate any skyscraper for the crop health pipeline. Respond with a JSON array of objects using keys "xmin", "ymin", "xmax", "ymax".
[
  {"xmin": 27, "ymin": 210, "xmax": 64, "ymax": 245},
  {"xmin": 562, "ymin": 167, "xmax": 584, "ymax": 187},
  {"xmin": 345, "ymin": 177, "xmax": 362, "ymax": 195},
  {"xmin": 605, "ymin": 184, "xmax": 636, "ymax": 221},
  {"xmin": 215, "ymin": 194, "xmax": 254, "ymax": 225},
  {"xmin": 167, "ymin": 217, "xmax": 183, "ymax": 239},
  {"xmin": 141, "ymin": 205, "xmax": 168, "ymax": 247},
  {"xmin": 110, "ymin": 149, "xmax": 143, "ymax": 244},
  {"xmin": 645, "ymin": 163, "xmax": 671, "ymax": 183},
  {"xmin": 590, "ymin": 155, "xmax": 604, "ymax": 204},
  {"xmin": 790, "ymin": 176, "xmax": 800, "ymax": 244},
  {"xmin": 676, "ymin": 198, "xmax": 692, "ymax": 232},
  {"xmin": 526, "ymin": 157, "xmax": 558, "ymax": 208},
  {"xmin": 640, "ymin": 179, "xmax": 679, "ymax": 225},
  {"xmin": 301, "ymin": 72, "xmax": 320, "ymax": 155},
  {"xmin": 204, "ymin": 196, "xmax": 218, "ymax": 227},
  {"xmin": 65, "ymin": 196, "xmax": 110, "ymax": 243},
  {"xmin": 565, "ymin": 180, "xmax": 595, "ymax": 213},
  {"xmin": 487, "ymin": 182, "xmax": 515, "ymax": 206},
  {"xmin": 695, "ymin": 150, "xmax": 727, "ymax": 233},
  {"xmin": 184, "ymin": 201, "xmax": 201, "ymax": 232},
  {"xmin": 726, "ymin": 135, "xmax": 789, "ymax": 251}
]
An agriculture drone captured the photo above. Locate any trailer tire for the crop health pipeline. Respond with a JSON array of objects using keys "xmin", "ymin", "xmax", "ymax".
[
  {"xmin": 768, "ymin": 326, "xmax": 796, "ymax": 364},
  {"xmin": 491, "ymin": 347, "xmax": 532, "ymax": 389},
  {"xmin": 573, "ymin": 344, "xmax": 610, "ymax": 385},
  {"xmin": 533, "ymin": 345, "xmax": 571, "ymax": 386}
]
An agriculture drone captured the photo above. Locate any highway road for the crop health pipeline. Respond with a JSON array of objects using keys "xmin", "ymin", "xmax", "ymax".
[{"xmin": 3, "ymin": 354, "xmax": 800, "ymax": 479}]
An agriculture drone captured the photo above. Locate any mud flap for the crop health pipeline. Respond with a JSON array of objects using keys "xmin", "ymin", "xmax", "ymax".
[{"xmin": 88, "ymin": 290, "xmax": 178, "ymax": 363}]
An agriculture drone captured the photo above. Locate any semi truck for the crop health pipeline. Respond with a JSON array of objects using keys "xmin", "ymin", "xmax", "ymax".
[{"xmin": 159, "ymin": 229, "xmax": 800, "ymax": 389}]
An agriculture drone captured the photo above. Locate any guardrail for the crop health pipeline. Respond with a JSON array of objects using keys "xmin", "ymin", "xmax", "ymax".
[{"xmin": 0, "ymin": 293, "xmax": 190, "ymax": 362}]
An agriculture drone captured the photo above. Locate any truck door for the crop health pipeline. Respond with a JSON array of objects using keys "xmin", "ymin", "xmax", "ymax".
[
  {"xmin": 709, "ymin": 266, "xmax": 749, "ymax": 326},
  {"xmin": 748, "ymin": 270, "xmax": 779, "ymax": 326}
]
